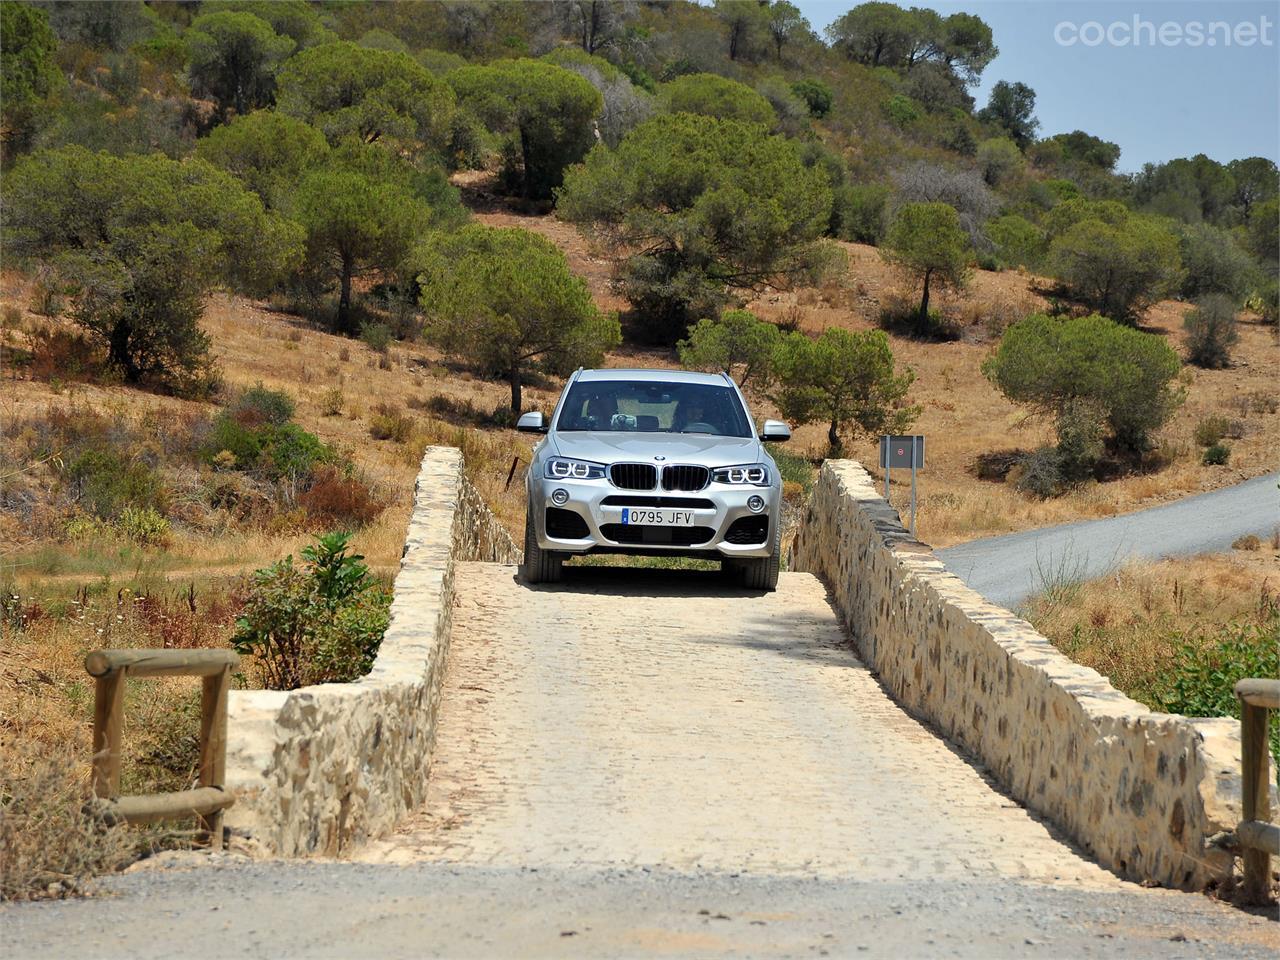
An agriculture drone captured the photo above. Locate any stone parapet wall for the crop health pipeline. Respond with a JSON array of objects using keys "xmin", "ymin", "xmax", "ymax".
[
  {"xmin": 223, "ymin": 446, "xmax": 518, "ymax": 856},
  {"xmin": 792, "ymin": 460, "xmax": 1245, "ymax": 890}
]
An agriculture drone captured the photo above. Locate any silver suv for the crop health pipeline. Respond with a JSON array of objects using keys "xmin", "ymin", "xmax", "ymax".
[{"xmin": 516, "ymin": 368, "xmax": 791, "ymax": 590}]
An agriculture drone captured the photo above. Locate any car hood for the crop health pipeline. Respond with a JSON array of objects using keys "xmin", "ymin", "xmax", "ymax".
[{"xmin": 550, "ymin": 431, "xmax": 762, "ymax": 467}]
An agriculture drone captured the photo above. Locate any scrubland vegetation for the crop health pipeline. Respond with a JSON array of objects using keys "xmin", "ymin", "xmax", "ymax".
[
  {"xmin": 1024, "ymin": 548, "xmax": 1280, "ymax": 779},
  {"xmin": 0, "ymin": 0, "xmax": 1276, "ymax": 898}
]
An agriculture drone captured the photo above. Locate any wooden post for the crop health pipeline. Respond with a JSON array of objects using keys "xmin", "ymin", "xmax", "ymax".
[
  {"xmin": 198, "ymin": 665, "xmax": 232, "ymax": 851},
  {"xmin": 91, "ymin": 670, "xmax": 126, "ymax": 798},
  {"xmin": 1240, "ymin": 698, "xmax": 1272, "ymax": 905},
  {"xmin": 86, "ymin": 649, "xmax": 238, "ymax": 842}
]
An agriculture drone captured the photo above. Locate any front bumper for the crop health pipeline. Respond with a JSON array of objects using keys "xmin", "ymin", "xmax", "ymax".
[{"xmin": 528, "ymin": 474, "xmax": 780, "ymax": 557}]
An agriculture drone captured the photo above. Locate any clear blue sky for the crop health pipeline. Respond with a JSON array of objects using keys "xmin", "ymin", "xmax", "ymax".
[{"xmin": 796, "ymin": 0, "xmax": 1280, "ymax": 172}]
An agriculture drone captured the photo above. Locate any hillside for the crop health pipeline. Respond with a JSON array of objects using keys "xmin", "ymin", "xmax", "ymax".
[{"xmin": 463, "ymin": 184, "xmax": 1280, "ymax": 547}]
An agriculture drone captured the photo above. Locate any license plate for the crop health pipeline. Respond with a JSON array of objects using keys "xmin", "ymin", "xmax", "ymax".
[{"xmin": 621, "ymin": 508, "xmax": 695, "ymax": 527}]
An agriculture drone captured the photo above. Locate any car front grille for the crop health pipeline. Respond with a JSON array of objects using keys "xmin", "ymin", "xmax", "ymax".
[
  {"xmin": 600, "ymin": 495, "xmax": 716, "ymax": 509},
  {"xmin": 610, "ymin": 463, "xmax": 657, "ymax": 490},
  {"xmin": 545, "ymin": 507, "xmax": 590, "ymax": 539},
  {"xmin": 599, "ymin": 524, "xmax": 715, "ymax": 546},
  {"xmin": 724, "ymin": 515, "xmax": 770, "ymax": 545},
  {"xmin": 661, "ymin": 465, "xmax": 709, "ymax": 491}
]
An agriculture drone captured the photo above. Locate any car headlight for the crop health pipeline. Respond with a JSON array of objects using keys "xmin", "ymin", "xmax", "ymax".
[
  {"xmin": 546, "ymin": 457, "xmax": 606, "ymax": 480},
  {"xmin": 711, "ymin": 463, "xmax": 771, "ymax": 486}
]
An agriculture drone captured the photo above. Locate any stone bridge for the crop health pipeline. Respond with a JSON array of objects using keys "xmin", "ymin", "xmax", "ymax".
[{"xmin": 223, "ymin": 448, "xmax": 1246, "ymax": 892}]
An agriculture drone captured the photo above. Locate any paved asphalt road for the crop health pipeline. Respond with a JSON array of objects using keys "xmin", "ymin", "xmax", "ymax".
[{"xmin": 936, "ymin": 473, "xmax": 1280, "ymax": 610}]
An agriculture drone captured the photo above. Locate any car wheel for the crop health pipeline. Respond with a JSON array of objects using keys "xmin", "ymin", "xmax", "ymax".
[
  {"xmin": 521, "ymin": 505, "xmax": 562, "ymax": 584},
  {"xmin": 741, "ymin": 522, "xmax": 780, "ymax": 592}
]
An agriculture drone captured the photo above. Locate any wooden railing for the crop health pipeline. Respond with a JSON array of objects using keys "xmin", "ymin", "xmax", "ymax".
[
  {"xmin": 85, "ymin": 649, "xmax": 240, "ymax": 850},
  {"xmin": 1234, "ymin": 678, "xmax": 1280, "ymax": 904}
]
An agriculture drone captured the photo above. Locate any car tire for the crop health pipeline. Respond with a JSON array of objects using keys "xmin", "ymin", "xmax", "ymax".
[
  {"xmin": 521, "ymin": 506, "xmax": 562, "ymax": 584},
  {"xmin": 741, "ymin": 522, "xmax": 780, "ymax": 592}
]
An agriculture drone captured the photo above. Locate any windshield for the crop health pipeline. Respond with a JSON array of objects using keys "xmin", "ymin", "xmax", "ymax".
[{"xmin": 556, "ymin": 380, "xmax": 753, "ymax": 438}]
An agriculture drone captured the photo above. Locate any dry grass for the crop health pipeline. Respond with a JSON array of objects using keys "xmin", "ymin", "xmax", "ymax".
[
  {"xmin": 0, "ymin": 736, "xmax": 135, "ymax": 901},
  {"xmin": 1023, "ymin": 552, "xmax": 1280, "ymax": 703}
]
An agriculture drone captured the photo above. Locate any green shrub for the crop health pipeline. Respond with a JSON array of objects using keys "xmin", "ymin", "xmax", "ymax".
[
  {"xmin": 66, "ymin": 449, "xmax": 166, "ymax": 519},
  {"xmin": 1178, "ymin": 223, "xmax": 1255, "ymax": 302},
  {"xmin": 262, "ymin": 424, "xmax": 333, "ymax": 478},
  {"xmin": 1046, "ymin": 210, "xmax": 1181, "ymax": 324},
  {"xmin": 206, "ymin": 415, "xmax": 264, "ymax": 468},
  {"xmin": 64, "ymin": 514, "xmax": 110, "ymax": 541},
  {"xmin": 832, "ymin": 183, "xmax": 889, "ymax": 245},
  {"xmin": 659, "ymin": 73, "xmax": 775, "ymax": 125},
  {"xmin": 987, "ymin": 213, "xmax": 1046, "ymax": 270},
  {"xmin": 359, "ymin": 321, "xmax": 392, "ymax": 353},
  {"xmin": 1155, "ymin": 616, "xmax": 1280, "ymax": 775},
  {"xmin": 1201, "ymin": 442, "xmax": 1230, "ymax": 466},
  {"xmin": 64, "ymin": 506, "xmax": 171, "ymax": 547},
  {"xmin": 1193, "ymin": 415, "xmax": 1231, "ymax": 448},
  {"xmin": 1249, "ymin": 276, "xmax": 1278, "ymax": 327},
  {"xmin": 882, "ymin": 94, "xmax": 920, "ymax": 127},
  {"xmin": 1183, "ymin": 294, "xmax": 1239, "ymax": 369},
  {"xmin": 791, "ymin": 78, "xmax": 832, "ymax": 118},
  {"xmin": 116, "ymin": 506, "xmax": 172, "ymax": 547},
  {"xmin": 984, "ymin": 314, "xmax": 1183, "ymax": 454},
  {"xmin": 232, "ymin": 532, "xmax": 392, "ymax": 690},
  {"xmin": 205, "ymin": 414, "xmax": 333, "ymax": 480},
  {"xmin": 229, "ymin": 384, "xmax": 295, "ymax": 426},
  {"xmin": 976, "ymin": 137, "xmax": 1022, "ymax": 186}
]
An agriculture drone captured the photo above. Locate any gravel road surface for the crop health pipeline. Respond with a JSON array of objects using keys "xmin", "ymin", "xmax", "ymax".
[
  {"xmin": 6, "ymin": 860, "xmax": 1275, "ymax": 959},
  {"xmin": 937, "ymin": 473, "xmax": 1280, "ymax": 609}
]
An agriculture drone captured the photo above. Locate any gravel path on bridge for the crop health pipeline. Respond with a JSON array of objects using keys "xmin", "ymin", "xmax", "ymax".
[
  {"xmin": 6, "ymin": 561, "xmax": 1273, "ymax": 958},
  {"xmin": 357, "ymin": 563, "xmax": 1115, "ymax": 883}
]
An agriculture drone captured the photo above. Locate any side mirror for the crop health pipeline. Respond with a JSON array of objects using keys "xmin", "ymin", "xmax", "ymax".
[
  {"xmin": 516, "ymin": 411, "xmax": 547, "ymax": 433},
  {"xmin": 760, "ymin": 419, "xmax": 791, "ymax": 442}
]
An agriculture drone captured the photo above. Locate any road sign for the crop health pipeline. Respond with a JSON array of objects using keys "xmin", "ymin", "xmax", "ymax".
[
  {"xmin": 880, "ymin": 435, "xmax": 926, "ymax": 539},
  {"xmin": 880, "ymin": 435, "xmax": 925, "ymax": 470}
]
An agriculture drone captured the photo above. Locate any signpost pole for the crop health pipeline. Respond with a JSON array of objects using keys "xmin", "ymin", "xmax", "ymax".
[
  {"xmin": 880, "ymin": 435, "xmax": 890, "ymax": 500},
  {"xmin": 910, "ymin": 463, "xmax": 918, "ymax": 538}
]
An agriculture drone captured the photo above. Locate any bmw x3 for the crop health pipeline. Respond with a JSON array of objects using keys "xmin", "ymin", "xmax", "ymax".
[{"xmin": 515, "ymin": 368, "xmax": 791, "ymax": 590}]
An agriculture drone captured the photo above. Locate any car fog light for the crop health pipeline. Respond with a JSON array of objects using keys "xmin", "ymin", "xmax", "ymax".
[
  {"xmin": 551, "ymin": 488, "xmax": 570, "ymax": 506},
  {"xmin": 748, "ymin": 495, "xmax": 765, "ymax": 513}
]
